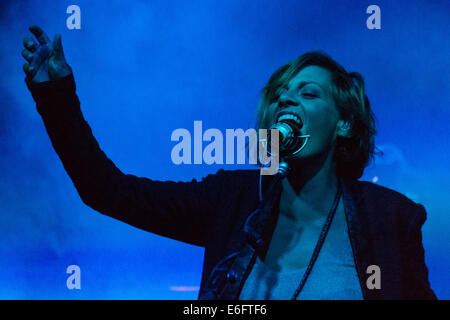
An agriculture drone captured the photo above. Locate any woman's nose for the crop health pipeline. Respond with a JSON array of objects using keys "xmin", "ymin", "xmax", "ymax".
[{"xmin": 278, "ymin": 92, "xmax": 298, "ymax": 109}]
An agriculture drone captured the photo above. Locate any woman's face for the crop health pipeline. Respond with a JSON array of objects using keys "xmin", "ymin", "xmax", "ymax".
[{"xmin": 266, "ymin": 65, "xmax": 343, "ymax": 160}]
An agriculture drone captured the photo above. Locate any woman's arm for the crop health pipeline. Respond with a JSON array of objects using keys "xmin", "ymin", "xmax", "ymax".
[{"xmin": 23, "ymin": 26, "xmax": 225, "ymax": 247}]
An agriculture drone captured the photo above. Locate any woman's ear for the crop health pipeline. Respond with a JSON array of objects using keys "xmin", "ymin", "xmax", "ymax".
[{"xmin": 336, "ymin": 120, "xmax": 352, "ymax": 138}]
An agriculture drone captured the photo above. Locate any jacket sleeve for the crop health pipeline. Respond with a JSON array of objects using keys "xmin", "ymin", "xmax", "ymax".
[
  {"xmin": 26, "ymin": 73, "xmax": 226, "ymax": 247},
  {"xmin": 402, "ymin": 204, "xmax": 437, "ymax": 299}
]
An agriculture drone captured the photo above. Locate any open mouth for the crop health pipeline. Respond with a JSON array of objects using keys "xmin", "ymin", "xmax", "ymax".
[{"xmin": 276, "ymin": 112, "xmax": 303, "ymax": 129}]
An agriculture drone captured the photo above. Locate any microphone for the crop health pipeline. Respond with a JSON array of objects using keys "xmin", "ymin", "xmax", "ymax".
[{"xmin": 266, "ymin": 116, "xmax": 311, "ymax": 158}]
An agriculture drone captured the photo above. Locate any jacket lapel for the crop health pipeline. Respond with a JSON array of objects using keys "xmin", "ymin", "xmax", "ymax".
[{"xmin": 342, "ymin": 179, "xmax": 383, "ymax": 300}]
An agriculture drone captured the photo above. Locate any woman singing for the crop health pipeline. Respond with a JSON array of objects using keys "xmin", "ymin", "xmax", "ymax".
[{"xmin": 22, "ymin": 26, "xmax": 436, "ymax": 300}]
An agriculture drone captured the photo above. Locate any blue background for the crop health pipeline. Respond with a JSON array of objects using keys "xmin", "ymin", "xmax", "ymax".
[{"xmin": 0, "ymin": 0, "xmax": 448, "ymax": 299}]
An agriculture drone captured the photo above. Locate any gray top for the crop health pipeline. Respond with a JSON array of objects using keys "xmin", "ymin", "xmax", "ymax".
[{"xmin": 239, "ymin": 202, "xmax": 363, "ymax": 300}]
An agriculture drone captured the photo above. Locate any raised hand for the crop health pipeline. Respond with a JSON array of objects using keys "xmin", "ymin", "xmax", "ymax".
[{"xmin": 22, "ymin": 25, "xmax": 71, "ymax": 83}]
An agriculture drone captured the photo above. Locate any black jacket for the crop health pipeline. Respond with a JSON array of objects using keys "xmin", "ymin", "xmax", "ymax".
[{"xmin": 26, "ymin": 73, "xmax": 436, "ymax": 300}]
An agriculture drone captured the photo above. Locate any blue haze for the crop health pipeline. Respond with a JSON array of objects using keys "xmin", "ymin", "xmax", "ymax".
[{"xmin": 0, "ymin": 0, "xmax": 448, "ymax": 299}]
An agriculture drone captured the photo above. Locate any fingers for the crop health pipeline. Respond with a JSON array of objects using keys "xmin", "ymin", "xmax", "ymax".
[
  {"xmin": 22, "ymin": 48, "xmax": 33, "ymax": 63},
  {"xmin": 23, "ymin": 63, "xmax": 35, "ymax": 76},
  {"xmin": 23, "ymin": 36, "xmax": 38, "ymax": 52},
  {"xmin": 29, "ymin": 25, "xmax": 51, "ymax": 45}
]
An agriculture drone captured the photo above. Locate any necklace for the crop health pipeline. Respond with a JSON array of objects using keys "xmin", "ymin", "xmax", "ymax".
[{"xmin": 291, "ymin": 180, "xmax": 343, "ymax": 300}]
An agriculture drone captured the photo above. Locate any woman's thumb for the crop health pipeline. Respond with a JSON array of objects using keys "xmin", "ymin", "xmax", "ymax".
[{"xmin": 52, "ymin": 34, "xmax": 64, "ymax": 57}]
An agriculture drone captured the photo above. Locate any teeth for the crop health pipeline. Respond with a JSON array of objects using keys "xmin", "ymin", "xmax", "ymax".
[{"xmin": 278, "ymin": 113, "xmax": 301, "ymax": 126}]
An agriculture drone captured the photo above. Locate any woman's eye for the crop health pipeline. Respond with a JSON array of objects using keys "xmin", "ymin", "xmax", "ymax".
[{"xmin": 301, "ymin": 92, "xmax": 317, "ymax": 98}]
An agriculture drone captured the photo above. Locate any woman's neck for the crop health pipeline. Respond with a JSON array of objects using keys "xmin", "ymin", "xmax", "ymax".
[{"xmin": 280, "ymin": 149, "xmax": 339, "ymax": 221}]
